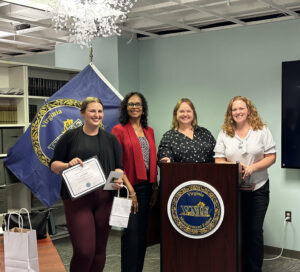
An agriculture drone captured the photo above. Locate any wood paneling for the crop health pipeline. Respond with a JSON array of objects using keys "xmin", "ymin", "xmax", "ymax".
[{"xmin": 160, "ymin": 163, "xmax": 241, "ymax": 272}]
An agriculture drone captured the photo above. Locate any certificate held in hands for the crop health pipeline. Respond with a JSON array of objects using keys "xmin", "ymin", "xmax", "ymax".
[{"xmin": 62, "ymin": 156, "xmax": 106, "ymax": 200}]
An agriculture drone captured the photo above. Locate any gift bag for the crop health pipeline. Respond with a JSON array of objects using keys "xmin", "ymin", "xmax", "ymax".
[
  {"xmin": 3, "ymin": 208, "xmax": 50, "ymax": 239},
  {"xmin": 4, "ymin": 209, "xmax": 39, "ymax": 272},
  {"xmin": 109, "ymin": 186, "xmax": 132, "ymax": 228}
]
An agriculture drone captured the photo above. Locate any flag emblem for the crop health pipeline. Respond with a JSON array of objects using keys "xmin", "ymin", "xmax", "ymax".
[{"xmin": 31, "ymin": 99, "xmax": 82, "ymax": 166}]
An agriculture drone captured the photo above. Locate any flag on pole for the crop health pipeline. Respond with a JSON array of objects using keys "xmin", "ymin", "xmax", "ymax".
[{"xmin": 4, "ymin": 63, "xmax": 123, "ymax": 207}]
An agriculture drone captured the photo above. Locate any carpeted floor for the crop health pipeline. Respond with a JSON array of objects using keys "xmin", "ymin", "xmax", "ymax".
[
  {"xmin": 53, "ymin": 230, "xmax": 300, "ymax": 272},
  {"xmin": 53, "ymin": 230, "xmax": 159, "ymax": 272}
]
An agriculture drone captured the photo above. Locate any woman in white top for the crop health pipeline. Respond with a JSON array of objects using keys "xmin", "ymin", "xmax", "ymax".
[{"xmin": 214, "ymin": 96, "xmax": 276, "ymax": 272}]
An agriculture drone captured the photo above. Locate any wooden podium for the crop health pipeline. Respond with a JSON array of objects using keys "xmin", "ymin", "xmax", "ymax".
[{"xmin": 160, "ymin": 163, "xmax": 242, "ymax": 272}]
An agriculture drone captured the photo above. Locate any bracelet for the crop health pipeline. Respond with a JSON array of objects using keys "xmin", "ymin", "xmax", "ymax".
[
  {"xmin": 129, "ymin": 192, "xmax": 136, "ymax": 197},
  {"xmin": 152, "ymin": 184, "xmax": 159, "ymax": 190}
]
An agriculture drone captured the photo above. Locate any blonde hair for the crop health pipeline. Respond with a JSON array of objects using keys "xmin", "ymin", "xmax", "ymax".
[
  {"xmin": 171, "ymin": 98, "xmax": 198, "ymax": 130},
  {"xmin": 80, "ymin": 97, "xmax": 104, "ymax": 130},
  {"xmin": 222, "ymin": 96, "xmax": 264, "ymax": 137},
  {"xmin": 80, "ymin": 97, "xmax": 103, "ymax": 112}
]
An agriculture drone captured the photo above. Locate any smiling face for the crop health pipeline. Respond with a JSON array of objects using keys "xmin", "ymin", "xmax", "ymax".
[
  {"xmin": 176, "ymin": 102, "xmax": 194, "ymax": 127},
  {"xmin": 81, "ymin": 102, "xmax": 104, "ymax": 128},
  {"xmin": 127, "ymin": 94, "xmax": 143, "ymax": 120},
  {"xmin": 231, "ymin": 99, "xmax": 249, "ymax": 126}
]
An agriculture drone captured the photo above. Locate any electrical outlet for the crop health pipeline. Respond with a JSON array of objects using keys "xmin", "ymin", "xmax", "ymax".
[{"xmin": 285, "ymin": 211, "xmax": 292, "ymax": 222}]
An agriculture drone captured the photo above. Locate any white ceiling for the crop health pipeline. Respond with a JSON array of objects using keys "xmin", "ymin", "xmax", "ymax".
[{"xmin": 0, "ymin": 0, "xmax": 300, "ymax": 59}]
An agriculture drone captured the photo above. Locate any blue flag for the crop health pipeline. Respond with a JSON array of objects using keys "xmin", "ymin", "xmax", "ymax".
[{"xmin": 4, "ymin": 64, "xmax": 123, "ymax": 207}]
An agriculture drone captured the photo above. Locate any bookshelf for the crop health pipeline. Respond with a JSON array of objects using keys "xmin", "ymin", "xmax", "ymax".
[{"xmin": 0, "ymin": 60, "xmax": 79, "ymax": 238}]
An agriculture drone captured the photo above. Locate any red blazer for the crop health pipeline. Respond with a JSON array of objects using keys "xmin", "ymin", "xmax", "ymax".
[{"xmin": 112, "ymin": 123, "xmax": 157, "ymax": 186}]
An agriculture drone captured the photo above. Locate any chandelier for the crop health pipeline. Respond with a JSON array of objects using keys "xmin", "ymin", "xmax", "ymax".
[{"xmin": 48, "ymin": 0, "xmax": 136, "ymax": 48}]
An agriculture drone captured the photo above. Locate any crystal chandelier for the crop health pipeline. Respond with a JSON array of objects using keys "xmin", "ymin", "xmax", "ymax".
[{"xmin": 48, "ymin": 0, "xmax": 136, "ymax": 48}]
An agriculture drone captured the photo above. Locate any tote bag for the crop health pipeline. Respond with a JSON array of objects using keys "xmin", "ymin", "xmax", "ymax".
[
  {"xmin": 3, "ymin": 208, "xmax": 50, "ymax": 239},
  {"xmin": 109, "ymin": 186, "xmax": 132, "ymax": 228},
  {"xmin": 4, "ymin": 209, "xmax": 39, "ymax": 272}
]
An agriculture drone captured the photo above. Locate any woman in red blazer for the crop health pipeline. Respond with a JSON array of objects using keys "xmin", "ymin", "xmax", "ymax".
[{"xmin": 112, "ymin": 92, "xmax": 158, "ymax": 272}]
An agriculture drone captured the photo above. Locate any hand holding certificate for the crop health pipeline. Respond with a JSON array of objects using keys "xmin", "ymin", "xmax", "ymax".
[{"xmin": 62, "ymin": 156, "xmax": 106, "ymax": 199}]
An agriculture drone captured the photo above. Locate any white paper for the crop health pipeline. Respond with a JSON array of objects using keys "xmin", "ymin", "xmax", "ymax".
[
  {"xmin": 103, "ymin": 171, "xmax": 123, "ymax": 190},
  {"xmin": 62, "ymin": 157, "xmax": 106, "ymax": 199}
]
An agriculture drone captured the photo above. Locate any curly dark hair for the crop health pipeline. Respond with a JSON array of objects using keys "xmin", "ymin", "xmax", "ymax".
[{"xmin": 119, "ymin": 92, "xmax": 148, "ymax": 128}]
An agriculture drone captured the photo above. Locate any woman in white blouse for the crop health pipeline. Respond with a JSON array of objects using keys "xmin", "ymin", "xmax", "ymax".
[{"xmin": 214, "ymin": 96, "xmax": 276, "ymax": 272}]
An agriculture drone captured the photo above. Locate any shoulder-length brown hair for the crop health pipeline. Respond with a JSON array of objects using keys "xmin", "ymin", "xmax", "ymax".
[
  {"xmin": 171, "ymin": 98, "xmax": 198, "ymax": 130},
  {"xmin": 222, "ymin": 96, "xmax": 264, "ymax": 137}
]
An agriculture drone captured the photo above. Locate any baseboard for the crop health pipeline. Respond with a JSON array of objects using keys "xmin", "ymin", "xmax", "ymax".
[{"xmin": 264, "ymin": 245, "xmax": 300, "ymax": 259}]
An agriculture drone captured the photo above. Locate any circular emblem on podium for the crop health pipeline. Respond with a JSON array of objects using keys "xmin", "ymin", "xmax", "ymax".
[{"xmin": 167, "ymin": 180, "xmax": 224, "ymax": 239}]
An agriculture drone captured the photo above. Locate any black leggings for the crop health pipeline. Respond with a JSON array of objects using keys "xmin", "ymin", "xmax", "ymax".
[{"xmin": 63, "ymin": 189, "xmax": 113, "ymax": 272}]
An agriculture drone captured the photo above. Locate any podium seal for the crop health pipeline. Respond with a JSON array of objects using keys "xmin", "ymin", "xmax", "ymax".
[{"xmin": 167, "ymin": 180, "xmax": 224, "ymax": 239}]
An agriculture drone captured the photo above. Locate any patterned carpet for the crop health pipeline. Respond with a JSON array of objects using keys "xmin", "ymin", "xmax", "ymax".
[{"xmin": 53, "ymin": 230, "xmax": 300, "ymax": 272}]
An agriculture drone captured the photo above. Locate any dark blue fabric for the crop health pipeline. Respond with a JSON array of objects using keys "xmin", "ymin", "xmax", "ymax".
[{"xmin": 4, "ymin": 65, "xmax": 121, "ymax": 207}]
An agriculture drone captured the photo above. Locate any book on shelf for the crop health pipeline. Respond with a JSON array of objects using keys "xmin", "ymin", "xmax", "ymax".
[
  {"xmin": 29, "ymin": 104, "xmax": 38, "ymax": 122},
  {"xmin": 0, "ymin": 88, "xmax": 24, "ymax": 95},
  {"xmin": 0, "ymin": 105, "xmax": 17, "ymax": 124},
  {"xmin": 29, "ymin": 77, "xmax": 68, "ymax": 97}
]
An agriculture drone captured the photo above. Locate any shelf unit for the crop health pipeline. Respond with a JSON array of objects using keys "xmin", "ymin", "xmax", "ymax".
[{"xmin": 0, "ymin": 60, "xmax": 79, "ymax": 238}]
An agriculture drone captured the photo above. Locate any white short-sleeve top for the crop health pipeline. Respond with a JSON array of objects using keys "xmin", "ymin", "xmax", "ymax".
[{"xmin": 214, "ymin": 126, "xmax": 276, "ymax": 190}]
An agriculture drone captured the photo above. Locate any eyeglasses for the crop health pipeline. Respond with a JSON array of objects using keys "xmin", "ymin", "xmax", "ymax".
[{"xmin": 127, "ymin": 102, "xmax": 142, "ymax": 108}]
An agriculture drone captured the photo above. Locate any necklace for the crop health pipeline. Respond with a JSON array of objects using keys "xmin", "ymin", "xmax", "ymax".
[{"xmin": 235, "ymin": 129, "xmax": 251, "ymax": 154}]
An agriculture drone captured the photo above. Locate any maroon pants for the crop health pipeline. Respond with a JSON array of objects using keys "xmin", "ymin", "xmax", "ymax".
[{"xmin": 63, "ymin": 189, "xmax": 113, "ymax": 272}]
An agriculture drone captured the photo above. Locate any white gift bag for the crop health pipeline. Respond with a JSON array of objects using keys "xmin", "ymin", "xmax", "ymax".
[
  {"xmin": 4, "ymin": 208, "xmax": 39, "ymax": 272},
  {"xmin": 109, "ymin": 186, "xmax": 132, "ymax": 228}
]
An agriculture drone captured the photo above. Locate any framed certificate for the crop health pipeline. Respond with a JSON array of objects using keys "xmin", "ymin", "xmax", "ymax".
[{"xmin": 62, "ymin": 156, "xmax": 106, "ymax": 199}]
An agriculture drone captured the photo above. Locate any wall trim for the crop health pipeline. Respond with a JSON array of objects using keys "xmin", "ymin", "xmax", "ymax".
[{"xmin": 265, "ymin": 246, "xmax": 300, "ymax": 260}]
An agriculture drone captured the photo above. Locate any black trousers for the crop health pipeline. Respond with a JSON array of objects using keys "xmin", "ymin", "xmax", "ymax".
[
  {"xmin": 242, "ymin": 180, "xmax": 270, "ymax": 272},
  {"xmin": 121, "ymin": 181, "xmax": 153, "ymax": 272}
]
